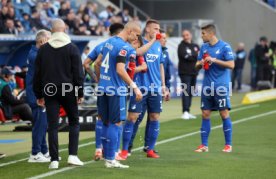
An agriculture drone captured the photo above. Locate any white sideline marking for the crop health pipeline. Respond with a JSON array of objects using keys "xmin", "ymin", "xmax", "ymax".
[
  {"xmin": 27, "ymin": 110, "xmax": 276, "ymax": 179},
  {"xmin": 0, "ymin": 142, "xmax": 95, "ymax": 167},
  {"xmin": 0, "ymin": 104, "xmax": 258, "ymax": 168},
  {"xmin": 0, "ymin": 104, "xmax": 259, "ymax": 168}
]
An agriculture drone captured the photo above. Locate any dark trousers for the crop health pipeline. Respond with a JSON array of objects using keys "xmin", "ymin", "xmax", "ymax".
[
  {"xmin": 12, "ymin": 103, "xmax": 33, "ymax": 121},
  {"xmin": 45, "ymin": 93, "xmax": 80, "ymax": 161},
  {"xmin": 179, "ymin": 75, "xmax": 197, "ymax": 112},
  {"xmin": 250, "ymin": 67, "xmax": 257, "ymax": 89},
  {"xmin": 232, "ymin": 68, "xmax": 243, "ymax": 90}
]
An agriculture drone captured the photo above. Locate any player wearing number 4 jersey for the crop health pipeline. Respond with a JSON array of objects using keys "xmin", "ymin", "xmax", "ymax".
[
  {"xmin": 97, "ymin": 21, "xmax": 142, "ymax": 169},
  {"xmin": 195, "ymin": 24, "xmax": 235, "ymax": 153}
]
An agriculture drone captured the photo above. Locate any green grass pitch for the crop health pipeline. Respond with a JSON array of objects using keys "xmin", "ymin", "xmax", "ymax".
[{"xmin": 0, "ymin": 99, "xmax": 276, "ymax": 179}]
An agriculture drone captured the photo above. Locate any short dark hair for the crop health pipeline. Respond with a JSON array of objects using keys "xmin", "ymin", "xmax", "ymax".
[
  {"xmin": 146, "ymin": 19, "xmax": 159, "ymax": 27},
  {"xmin": 201, "ymin": 24, "xmax": 216, "ymax": 34},
  {"xmin": 260, "ymin": 36, "xmax": 268, "ymax": 42},
  {"xmin": 109, "ymin": 23, "xmax": 124, "ymax": 36}
]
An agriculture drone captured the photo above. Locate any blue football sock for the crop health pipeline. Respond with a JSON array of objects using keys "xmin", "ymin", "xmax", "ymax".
[
  {"xmin": 144, "ymin": 117, "xmax": 150, "ymax": 147},
  {"xmin": 129, "ymin": 114, "xmax": 143, "ymax": 148},
  {"xmin": 122, "ymin": 120, "xmax": 134, "ymax": 150},
  {"xmin": 148, "ymin": 120, "xmax": 160, "ymax": 150},
  {"xmin": 201, "ymin": 119, "xmax": 211, "ymax": 146},
  {"xmin": 95, "ymin": 119, "xmax": 103, "ymax": 149},
  {"xmin": 117, "ymin": 124, "xmax": 123, "ymax": 152},
  {"xmin": 101, "ymin": 124, "xmax": 108, "ymax": 159},
  {"xmin": 105, "ymin": 123, "xmax": 119, "ymax": 160},
  {"xmin": 223, "ymin": 117, "xmax": 232, "ymax": 145}
]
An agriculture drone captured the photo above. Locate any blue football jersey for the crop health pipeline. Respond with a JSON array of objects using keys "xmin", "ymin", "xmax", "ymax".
[
  {"xmin": 98, "ymin": 36, "xmax": 136, "ymax": 95},
  {"xmin": 87, "ymin": 41, "xmax": 105, "ymax": 62},
  {"xmin": 198, "ymin": 40, "xmax": 234, "ymax": 88},
  {"xmin": 134, "ymin": 39, "xmax": 164, "ymax": 92}
]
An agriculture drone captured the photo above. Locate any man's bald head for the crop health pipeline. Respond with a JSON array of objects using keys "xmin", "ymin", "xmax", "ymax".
[
  {"xmin": 124, "ymin": 21, "xmax": 141, "ymax": 32},
  {"xmin": 51, "ymin": 18, "xmax": 66, "ymax": 33},
  {"xmin": 123, "ymin": 21, "xmax": 141, "ymax": 43}
]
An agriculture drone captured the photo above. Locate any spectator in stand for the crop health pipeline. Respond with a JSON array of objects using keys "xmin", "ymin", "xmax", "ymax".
[
  {"xmin": 0, "ymin": 5, "xmax": 9, "ymax": 21},
  {"xmin": 232, "ymin": 42, "xmax": 246, "ymax": 91},
  {"xmin": 64, "ymin": 9, "xmax": 78, "ymax": 34},
  {"xmin": 74, "ymin": 23, "xmax": 90, "ymax": 35},
  {"xmin": 7, "ymin": 6, "xmax": 15, "ymax": 20},
  {"xmin": 3, "ymin": 18, "xmax": 18, "ymax": 35},
  {"xmin": 117, "ymin": 8, "xmax": 130, "ymax": 24},
  {"xmin": 84, "ymin": 1, "xmax": 98, "ymax": 20},
  {"xmin": 82, "ymin": 13, "xmax": 90, "ymax": 29},
  {"xmin": 30, "ymin": 9, "xmax": 49, "ymax": 31},
  {"xmin": 58, "ymin": 1, "xmax": 70, "ymax": 19},
  {"xmin": 99, "ymin": 5, "xmax": 114, "ymax": 20},
  {"xmin": 255, "ymin": 36, "xmax": 270, "ymax": 82},
  {"xmin": 14, "ymin": 19, "xmax": 24, "ymax": 34},
  {"xmin": 21, "ymin": 13, "xmax": 32, "ymax": 34},
  {"xmin": 43, "ymin": 1, "xmax": 56, "ymax": 18}
]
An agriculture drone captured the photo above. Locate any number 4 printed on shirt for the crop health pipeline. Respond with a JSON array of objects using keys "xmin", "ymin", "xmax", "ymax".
[{"xmin": 102, "ymin": 52, "xmax": 110, "ymax": 73}]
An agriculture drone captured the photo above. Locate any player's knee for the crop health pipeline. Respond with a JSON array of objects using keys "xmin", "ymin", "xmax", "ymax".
[
  {"xmin": 202, "ymin": 110, "xmax": 211, "ymax": 119},
  {"xmin": 219, "ymin": 110, "xmax": 229, "ymax": 119},
  {"xmin": 149, "ymin": 113, "xmax": 160, "ymax": 121},
  {"xmin": 127, "ymin": 112, "xmax": 139, "ymax": 122}
]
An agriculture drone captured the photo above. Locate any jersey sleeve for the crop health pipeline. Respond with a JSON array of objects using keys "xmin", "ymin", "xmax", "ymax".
[
  {"xmin": 197, "ymin": 45, "xmax": 204, "ymax": 61},
  {"xmin": 160, "ymin": 50, "xmax": 165, "ymax": 64},
  {"xmin": 116, "ymin": 45, "xmax": 128, "ymax": 63},
  {"xmin": 87, "ymin": 43, "xmax": 103, "ymax": 62},
  {"xmin": 223, "ymin": 44, "xmax": 234, "ymax": 61}
]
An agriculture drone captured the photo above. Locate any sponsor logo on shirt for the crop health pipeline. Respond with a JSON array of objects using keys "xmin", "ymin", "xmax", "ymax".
[{"xmin": 146, "ymin": 54, "xmax": 159, "ymax": 62}]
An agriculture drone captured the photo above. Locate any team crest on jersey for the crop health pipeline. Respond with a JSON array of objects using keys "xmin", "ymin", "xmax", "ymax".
[
  {"xmin": 119, "ymin": 49, "xmax": 127, "ymax": 57},
  {"xmin": 146, "ymin": 54, "xmax": 159, "ymax": 62},
  {"xmin": 194, "ymin": 47, "xmax": 198, "ymax": 52}
]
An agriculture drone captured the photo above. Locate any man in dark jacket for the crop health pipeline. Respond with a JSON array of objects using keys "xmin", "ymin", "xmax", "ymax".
[
  {"xmin": 33, "ymin": 19, "xmax": 84, "ymax": 169},
  {"xmin": 255, "ymin": 36, "xmax": 270, "ymax": 82},
  {"xmin": 0, "ymin": 67, "xmax": 32, "ymax": 121},
  {"xmin": 26, "ymin": 29, "xmax": 51, "ymax": 163},
  {"xmin": 232, "ymin": 42, "xmax": 246, "ymax": 90},
  {"xmin": 177, "ymin": 30, "xmax": 199, "ymax": 120}
]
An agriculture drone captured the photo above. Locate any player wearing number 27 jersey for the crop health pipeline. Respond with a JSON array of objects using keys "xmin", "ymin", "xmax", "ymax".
[{"xmin": 195, "ymin": 24, "xmax": 234, "ymax": 153}]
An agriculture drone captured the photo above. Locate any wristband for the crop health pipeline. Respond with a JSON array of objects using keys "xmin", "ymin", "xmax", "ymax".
[{"xmin": 130, "ymin": 82, "xmax": 137, "ymax": 89}]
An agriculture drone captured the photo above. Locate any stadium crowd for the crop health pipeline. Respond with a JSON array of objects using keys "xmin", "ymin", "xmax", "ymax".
[{"xmin": 0, "ymin": 0, "xmax": 140, "ymax": 36}]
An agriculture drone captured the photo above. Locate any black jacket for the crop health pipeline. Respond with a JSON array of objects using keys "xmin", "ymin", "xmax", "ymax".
[
  {"xmin": 0, "ymin": 79, "xmax": 24, "ymax": 119},
  {"xmin": 33, "ymin": 42, "xmax": 84, "ymax": 99},
  {"xmin": 177, "ymin": 41, "xmax": 199, "ymax": 76},
  {"xmin": 255, "ymin": 44, "xmax": 269, "ymax": 65}
]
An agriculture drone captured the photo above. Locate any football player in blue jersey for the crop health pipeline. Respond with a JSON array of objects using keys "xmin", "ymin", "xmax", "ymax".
[
  {"xmin": 97, "ymin": 21, "xmax": 142, "ymax": 168},
  {"xmin": 124, "ymin": 30, "xmax": 172, "ymax": 157},
  {"xmin": 194, "ymin": 24, "xmax": 234, "ymax": 153},
  {"xmin": 120, "ymin": 19, "xmax": 170, "ymax": 159},
  {"xmin": 83, "ymin": 23, "xmax": 124, "ymax": 161}
]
